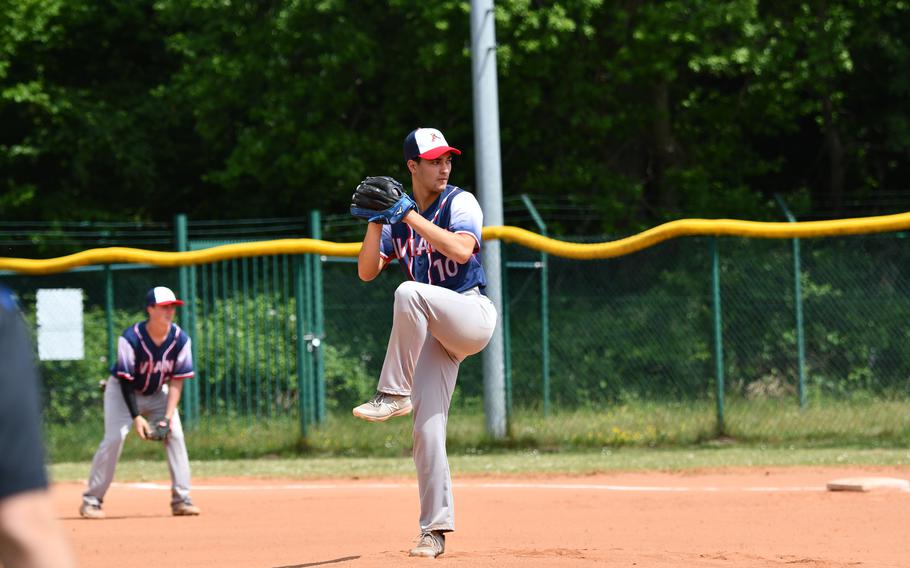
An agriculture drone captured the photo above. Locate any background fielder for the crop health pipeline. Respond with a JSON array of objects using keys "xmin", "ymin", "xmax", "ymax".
[
  {"xmin": 80, "ymin": 286, "xmax": 200, "ymax": 518},
  {"xmin": 351, "ymin": 127, "xmax": 497, "ymax": 558}
]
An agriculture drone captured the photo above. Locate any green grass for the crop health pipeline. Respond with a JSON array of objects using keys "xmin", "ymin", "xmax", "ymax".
[{"xmin": 46, "ymin": 398, "xmax": 910, "ymax": 464}]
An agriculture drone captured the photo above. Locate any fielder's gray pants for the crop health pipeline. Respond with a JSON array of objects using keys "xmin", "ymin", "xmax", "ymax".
[
  {"xmin": 82, "ymin": 378, "xmax": 192, "ymax": 507},
  {"xmin": 377, "ymin": 281, "xmax": 497, "ymax": 533}
]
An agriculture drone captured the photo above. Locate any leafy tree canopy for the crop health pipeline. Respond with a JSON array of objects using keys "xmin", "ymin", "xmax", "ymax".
[{"xmin": 1, "ymin": 0, "xmax": 909, "ymax": 234}]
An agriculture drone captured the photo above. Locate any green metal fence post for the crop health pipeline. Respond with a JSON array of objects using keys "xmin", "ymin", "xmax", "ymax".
[
  {"xmin": 174, "ymin": 213, "xmax": 195, "ymax": 427},
  {"xmin": 282, "ymin": 255, "xmax": 293, "ymax": 419},
  {"xmin": 710, "ymin": 237, "xmax": 725, "ymax": 435},
  {"xmin": 241, "ymin": 258, "xmax": 251, "ymax": 421},
  {"xmin": 188, "ymin": 263, "xmax": 199, "ymax": 421},
  {"xmin": 500, "ymin": 243, "xmax": 512, "ymax": 415},
  {"xmin": 200, "ymin": 265, "xmax": 211, "ymax": 421},
  {"xmin": 252, "ymin": 259, "xmax": 261, "ymax": 418},
  {"xmin": 303, "ymin": 251, "xmax": 317, "ymax": 427},
  {"xmin": 310, "ymin": 210, "xmax": 326, "ymax": 423},
  {"xmin": 104, "ymin": 265, "xmax": 115, "ymax": 368},
  {"xmin": 774, "ymin": 194, "xmax": 808, "ymax": 409},
  {"xmin": 520, "ymin": 195, "xmax": 550, "ymax": 416},
  {"xmin": 540, "ymin": 254, "xmax": 549, "ymax": 416},
  {"xmin": 261, "ymin": 257, "xmax": 273, "ymax": 417},
  {"xmin": 303, "ymin": 251, "xmax": 316, "ymax": 425},
  {"xmin": 793, "ymin": 239, "xmax": 806, "ymax": 408},
  {"xmin": 293, "ymin": 255, "xmax": 310, "ymax": 437},
  {"xmin": 220, "ymin": 262, "xmax": 230, "ymax": 416}
]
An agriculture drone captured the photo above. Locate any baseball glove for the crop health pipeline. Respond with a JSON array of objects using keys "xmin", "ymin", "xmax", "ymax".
[
  {"xmin": 146, "ymin": 416, "xmax": 170, "ymax": 441},
  {"xmin": 350, "ymin": 176, "xmax": 416, "ymax": 224}
]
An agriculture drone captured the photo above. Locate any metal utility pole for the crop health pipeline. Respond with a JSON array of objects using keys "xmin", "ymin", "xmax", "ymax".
[{"xmin": 471, "ymin": 0, "xmax": 506, "ymax": 439}]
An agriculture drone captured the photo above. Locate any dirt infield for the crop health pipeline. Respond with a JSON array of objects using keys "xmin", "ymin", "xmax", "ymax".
[{"xmin": 54, "ymin": 466, "xmax": 910, "ymax": 567}]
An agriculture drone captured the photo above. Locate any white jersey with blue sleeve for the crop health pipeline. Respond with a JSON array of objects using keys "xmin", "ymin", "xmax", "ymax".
[{"xmin": 379, "ymin": 185, "xmax": 487, "ymax": 293}]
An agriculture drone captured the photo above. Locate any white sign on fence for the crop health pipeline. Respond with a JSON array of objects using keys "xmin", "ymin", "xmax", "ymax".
[{"xmin": 37, "ymin": 288, "xmax": 84, "ymax": 361}]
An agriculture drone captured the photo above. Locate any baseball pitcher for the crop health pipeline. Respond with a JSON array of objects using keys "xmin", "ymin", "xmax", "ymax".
[{"xmin": 350, "ymin": 127, "xmax": 498, "ymax": 558}]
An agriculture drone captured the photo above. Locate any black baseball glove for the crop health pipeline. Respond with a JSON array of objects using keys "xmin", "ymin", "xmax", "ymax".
[
  {"xmin": 146, "ymin": 416, "xmax": 171, "ymax": 441},
  {"xmin": 350, "ymin": 176, "xmax": 416, "ymax": 224}
]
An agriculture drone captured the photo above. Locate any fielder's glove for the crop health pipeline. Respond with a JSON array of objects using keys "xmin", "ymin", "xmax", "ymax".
[
  {"xmin": 146, "ymin": 416, "xmax": 171, "ymax": 441},
  {"xmin": 350, "ymin": 176, "xmax": 416, "ymax": 224}
]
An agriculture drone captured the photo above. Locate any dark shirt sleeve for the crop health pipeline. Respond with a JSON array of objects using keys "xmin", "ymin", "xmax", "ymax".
[
  {"xmin": 119, "ymin": 378, "xmax": 140, "ymax": 419},
  {"xmin": 0, "ymin": 299, "xmax": 49, "ymax": 499}
]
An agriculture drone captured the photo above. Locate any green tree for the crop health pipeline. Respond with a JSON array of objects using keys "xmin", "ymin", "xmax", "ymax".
[
  {"xmin": 155, "ymin": 0, "xmax": 475, "ymax": 218},
  {"xmin": 2, "ymin": 0, "xmax": 910, "ymax": 230},
  {"xmin": 0, "ymin": 0, "xmax": 64, "ymax": 216},
  {"xmin": 1, "ymin": 0, "xmax": 198, "ymax": 220}
]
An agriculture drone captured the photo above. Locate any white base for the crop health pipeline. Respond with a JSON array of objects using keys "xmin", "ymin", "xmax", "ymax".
[{"xmin": 826, "ymin": 477, "xmax": 910, "ymax": 492}]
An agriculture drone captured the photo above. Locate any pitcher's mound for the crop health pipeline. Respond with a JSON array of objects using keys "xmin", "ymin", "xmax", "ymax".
[{"xmin": 826, "ymin": 477, "xmax": 910, "ymax": 492}]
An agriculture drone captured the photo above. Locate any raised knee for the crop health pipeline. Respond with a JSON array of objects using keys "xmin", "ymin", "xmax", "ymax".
[{"xmin": 394, "ymin": 281, "xmax": 422, "ymax": 307}]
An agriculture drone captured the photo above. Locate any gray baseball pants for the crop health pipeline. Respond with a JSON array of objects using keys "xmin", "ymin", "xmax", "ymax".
[
  {"xmin": 376, "ymin": 281, "xmax": 497, "ymax": 533},
  {"xmin": 82, "ymin": 378, "xmax": 192, "ymax": 507}
]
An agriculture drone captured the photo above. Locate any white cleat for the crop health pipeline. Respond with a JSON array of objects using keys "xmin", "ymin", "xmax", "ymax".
[
  {"xmin": 352, "ymin": 392, "xmax": 412, "ymax": 422},
  {"xmin": 409, "ymin": 531, "xmax": 445, "ymax": 558}
]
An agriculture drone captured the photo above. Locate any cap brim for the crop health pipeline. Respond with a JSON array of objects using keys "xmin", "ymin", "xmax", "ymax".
[
  {"xmin": 153, "ymin": 300, "xmax": 184, "ymax": 307},
  {"xmin": 417, "ymin": 146, "xmax": 462, "ymax": 160}
]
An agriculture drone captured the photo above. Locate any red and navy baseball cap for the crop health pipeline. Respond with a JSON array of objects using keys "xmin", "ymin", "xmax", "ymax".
[
  {"xmin": 145, "ymin": 286, "xmax": 185, "ymax": 307},
  {"xmin": 403, "ymin": 128, "xmax": 462, "ymax": 162}
]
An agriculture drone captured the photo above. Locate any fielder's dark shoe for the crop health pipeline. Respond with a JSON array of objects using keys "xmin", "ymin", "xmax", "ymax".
[
  {"xmin": 409, "ymin": 530, "xmax": 445, "ymax": 558},
  {"xmin": 79, "ymin": 502, "xmax": 105, "ymax": 519},
  {"xmin": 172, "ymin": 499, "xmax": 201, "ymax": 516}
]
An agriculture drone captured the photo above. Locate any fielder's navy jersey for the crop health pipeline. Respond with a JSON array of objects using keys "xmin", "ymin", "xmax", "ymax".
[
  {"xmin": 112, "ymin": 322, "xmax": 194, "ymax": 395},
  {"xmin": 379, "ymin": 185, "xmax": 486, "ymax": 293}
]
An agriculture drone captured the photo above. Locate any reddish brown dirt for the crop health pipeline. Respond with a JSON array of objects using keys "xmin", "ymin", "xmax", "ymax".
[{"xmin": 54, "ymin": 466, "xmax": 910, "ymax": 567}]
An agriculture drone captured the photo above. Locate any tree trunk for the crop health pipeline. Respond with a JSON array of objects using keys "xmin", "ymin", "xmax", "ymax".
[
  {"xmin": 651, "ymin": 81, "xmax": 680, "ymax": 214},
  {"xmin": 823, "ymin": 96, "xmax": 845, "ymax": 216}
]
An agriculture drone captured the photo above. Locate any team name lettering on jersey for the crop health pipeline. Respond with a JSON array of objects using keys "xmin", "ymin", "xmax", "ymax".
[
  {"xmin": 379, "ymin": 185, "xmax": 487, "ymax": 293},
  {"xmin": 138, "ymin": 359, "xmax": 176, "ymax": 376}
]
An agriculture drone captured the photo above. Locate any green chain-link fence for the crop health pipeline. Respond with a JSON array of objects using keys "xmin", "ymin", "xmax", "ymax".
[{"xmin": 3, "ymin": 215, "xmax": 910, "ymax": 440}]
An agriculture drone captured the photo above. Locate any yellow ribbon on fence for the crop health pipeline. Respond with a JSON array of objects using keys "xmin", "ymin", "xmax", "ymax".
[
  {"xmin": 3, "ymin": 211, "xmax": 910, "ymax": 275},
  {"xmin": 0, "ymin": 239, "xmax": 360, "ymax": 275},
  {"xmin": 485, "ymin": 211, "xmax": 910, "ymax": 260}
]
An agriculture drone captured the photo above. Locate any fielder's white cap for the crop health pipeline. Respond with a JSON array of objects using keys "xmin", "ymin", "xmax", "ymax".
[
  {"xmin": 145, "ymin": 286, "xmax": 184, "ymax": 307},
  {"xmin": 403, "ymin": 127, "xmax": 462, "ymax": 162}
]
